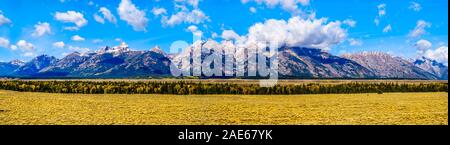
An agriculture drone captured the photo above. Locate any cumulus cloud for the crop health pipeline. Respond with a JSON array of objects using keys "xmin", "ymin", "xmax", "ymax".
[
  {"xmin": 31, "ymin": 22, "xmax": 51, "ymax": 37},
  {"xmin": 241, "ymin": 0, "xmax": 310, "ymax": 15},
  {"xmin": 152, "ymin": 7, "xmax": 167, "ymax": 16},
  {"xmin": 10, "ymin": 45, "xmax": 17, "ymax": 50},
  {"xmin": 15, "ymin": 40, "xmax": 34, "ymax": 52},
  {"xmin": 162, "ymin": 9, "xmax": 209, "ymax": 26},
  {"xmin": 0, "ymin": 37, "xmax": 10, "ymax": 48},
  {"xmin": 424, "ymin": 46, "xmax": 448, "ymax": 64},
  {"xmin": 409, "ymin": 2, "xmax": 422, "ymax": 12},
  {"xmin": 374, "ymin": 18, "xmax": 380, "ymax": 26},
  {"xmin": 244, "ymin": 17, "xmax": 347, "ymax": 50},
  {"xmin": 99, "ymin": 7, "xmax": 117, "ymax": 24},
  {"xmin": 71, "ymin": 35, "xmax": 85, "ymax": 41},
  {"xmin": 409, "ymin": 20, "xmax": 431, "ymax": 37},
  {"xmin": 343, "ymin": 19, "xmax": 356, "ymax": 27},
  {"xmin": 93, "ymin": 14, "xmax": 105, "ymax": 24},
  {"xmin": 211, "ymin": 32, "xmax": 218, "ymax": 38},
  {"xmin": 0, "ymin": 12, "xmax": 12, "ymax": 26},
  {"xmin": 377, "ymin": 3, "xmax": 386, "ymax": 17},
  {"xmin": 374, "ymin": 3, "xmax": 386, "ymax": 26},
  {"xmin": 52, "ymin": 41, "xmax": 65, "ymax": 48},
  {"xmin": 23, "ymin": 52, "xmax": 36, "ymax": 57},
  {"xmin": 118, "ymin": 0, "xmax": 149, "ymax": 31},
  {"xmin": 55, "ymin": 11, "xmax": 88, "ymax": 31},
  {"xmin": 159, "ymin": 0, "xmax": 209, "ymax": 27},
  {"xmin": 68, "ymin": 45, "xmax": 90, "ymax": 53},
  {"xmin": 382, "ymin": 24, "xmax": 392, "ymax": 33},
  {"xmin": 415, "ymin": 39, "xmax": 432, "ymax": 53},
  {"xmin": 175, "ymin": 0, "xmax": 201, "ymax": 8},
  {"xmin": 187, "ymin": 25, "xmax": 198, "ymax": 32},
  {"xmin": 186, "ymin": 25, "xmax": 202, "ymax": 39},
  {"xmin": 88, "ymin": 1, "xmax": 95, "ymax": 6},
  {"xmin": 348, "ymin": 38, "xmax": 363, "ymax": 46},
  {"xmin": 221, "ymin": 30, "xmax": 242, "ymax": 41},
  {"xmin": 92, "ymin": 39, "xmax": 103, "ymax": 43},
  {"xmin": 249, "ymin": 7, "xmax": 257, "ymax": 13}
]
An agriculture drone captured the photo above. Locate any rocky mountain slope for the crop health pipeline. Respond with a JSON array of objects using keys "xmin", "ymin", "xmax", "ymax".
[
  {"xmin": 414, "ymin": 57, "xmax": 448, "ymax": 80},
  {"xmin": 341, "ymin": 52, "xmax": 439, "ymax": 80},
  {"xmin": 0, "ymin": 42, "xmax": 446, "ymax": 80}
]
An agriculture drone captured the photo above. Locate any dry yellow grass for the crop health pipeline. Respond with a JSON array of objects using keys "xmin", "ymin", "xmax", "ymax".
[{"xmin": 0, "ymin": 90, "xmax": 447, "ymax": 125}]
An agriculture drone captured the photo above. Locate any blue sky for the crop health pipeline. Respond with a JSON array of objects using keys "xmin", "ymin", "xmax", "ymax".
[{"xmin": 0, "ymin": 0, "xmax": 448, "ymax": 63}]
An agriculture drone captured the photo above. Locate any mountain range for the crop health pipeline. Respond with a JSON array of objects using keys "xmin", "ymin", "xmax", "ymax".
[{"xmin": 0, "ymin": 41, "xmax": 448, "ymax": 80}]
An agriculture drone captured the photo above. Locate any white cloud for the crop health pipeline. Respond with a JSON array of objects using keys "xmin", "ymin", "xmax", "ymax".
[
  {"xmin": 415, "ymin": 39, "xmax": 432, "ymax": 53},
  {"xmin": 175, "ymin": 0, "xmax": 201, "ymax": 8},
  {"xmin": 343, "ymin": 19, "xmax": 356, "ymax": 27},
  {"xmin": 162, "ymin": 9, "xmax": 209, "ymax": 26},
  {"xmin": 409, "ymin": 2, "xmax": 422, "ymax": 12},
  {"xmin": 187, "ymin": 25, "xmax": 198, "ymax": 32},
  {"xmin": 382, "ymin": 24, "xmax": 392, "ymax": 33},
  {"xmin": 92, "ymin": 39, "xmax": 103, "ymax": 43},
  {"xmin": 55, "ymin": 11, "xmax": 88, "ymax": 31},
  {"xmin": 10, "ymin": 45, "xmax": 17, "ymax": 50},
  {"xmin": 152, "ymin": 7, "xmax": 167, "ymax": 16},
  {"xmin": 0, "ymin": 12, "xmax": 12, "ymax": 26},
  {"xmin": 211, "ymin": 32, "xmax": 218, "ymax": 38},
  {"xmin": 348, "ymin": 38, "xmax": 363, "ymax": 46},
  {"xmin": 93, "ymin": 14, "xmax": 105, "ymax": 24},
  {"xmin": 221, "ymin": 30, "xmax": 242, "ymax": 41},
  {"xmin": 23, "ymin": 52, "xmax": 36, "ymax": 57},
  {"xmin": 424, "ymin": 46, "xmax": 448, "ymax": 64},
  {"xmin": 241, "ymin": 0, "xmax": 310, "ymax": 15},
  {"xmin": 374, "ymin": 3, "xmax": 386, "ymax": 26},
  {"xmin": 118, "ymin": 0, "xmax": 149, "ymax": 31},
  {"xmin": 68, "ymin": 45, "xmax": 90, "ymax": 53},
  {"xmin": 245, "ymin": 17, "xmax": 347, "ymax": 50},
  {"xmin": 186, "ymin": 25, "xmax": 202, "ymax": 38},
  {"xmin": 52, "ymin": 41, "xmax": 65, "ymax": 48},
  {"xmin": 99, "ymin": 7, "xmax": 117, "ymax": 24},
  {"xmin": 409, "ymin": 20, "xmax": 431, "ymax": 37},
  {"xmin": 0, "ymin": 37, "xmax": 10, "ymax": 48},
  {"xmin": 160, "ymin": 0, "xmax": 209, "ymax": 27},
  {"xmin": 71, "ymin": 35, "xmax": 85, "ymax": 41},
  {"xmin": 31, "ymin": 22, "xmax": 51, "ymax": 37},
  {"xmin": 249, "ymin": 7, "xmax": 257, "ymax": 13},
  {"xmin": 16, "ymin": 40, "xmax": 34, "ymax": 51},
  {"xmin": 374, "ymin": 18, "xmax": 380, "ymax": 26},
  {"xmin": 377, "ymin": 3, "xmax": 386, "ymax": 17}
]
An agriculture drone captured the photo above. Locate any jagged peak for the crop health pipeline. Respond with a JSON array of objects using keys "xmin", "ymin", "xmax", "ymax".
[
  {"xmin": 34, "ymin": 54, "xmax": 56, "ymax": 60},
  {"xmin": 68, "ymin": 51, "xmax": 81, "ymax": 56},
  {"xmin": 415, "ymin": 56, "xmax": 447, "ymax": 67},
  {"xmin": 96, "ymin": 42, "xmax": 131, "ymax": 56},
  {"xmin": 150, "ymin": 46, "xmax": 165, "ymax": 55},
  {"xmin": 9, "ymin": 59, "xmax": 25, "ymax": 66}
]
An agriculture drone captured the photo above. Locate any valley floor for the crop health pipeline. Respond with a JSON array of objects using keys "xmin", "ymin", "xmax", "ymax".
[{"xmin": 0, "ymin": 90, "xmax": 447, "ymax": 125}]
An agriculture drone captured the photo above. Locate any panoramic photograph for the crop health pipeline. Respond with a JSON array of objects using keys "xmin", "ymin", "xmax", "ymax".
[{"xmin": 0, "ymin": 0, "xmax": 448, "ymax": 127}]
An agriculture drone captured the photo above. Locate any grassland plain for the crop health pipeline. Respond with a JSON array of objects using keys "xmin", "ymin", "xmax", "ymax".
[{"xmin": 0, "ymin": 90, "xmax": 447, "ymax": 125}]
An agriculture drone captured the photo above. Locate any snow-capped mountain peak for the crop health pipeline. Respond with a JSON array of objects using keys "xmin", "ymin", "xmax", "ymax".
[
  {"xmin": 96, "ymin": 42, "xmax": 131, "ymax": 56},
  {"xmin": 10, "ymin": 59, "xmax": 25, "ymax": 66}
]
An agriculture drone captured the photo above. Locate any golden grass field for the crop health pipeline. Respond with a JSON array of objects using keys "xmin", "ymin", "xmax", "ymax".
[{"xmin": 0, "ymin": 90, "xmax": 447, "ymax": 125}]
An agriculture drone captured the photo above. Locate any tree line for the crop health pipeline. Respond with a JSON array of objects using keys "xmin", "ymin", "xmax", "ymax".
[{"xmin": 0, "ymin": 80, "xmax": 447, "ymax": 95}]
